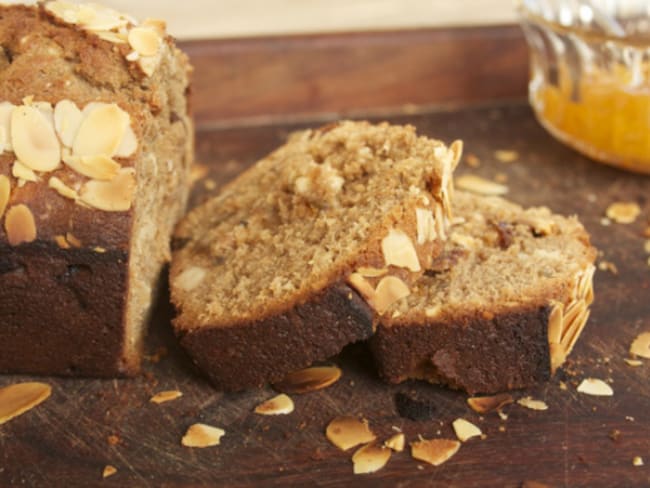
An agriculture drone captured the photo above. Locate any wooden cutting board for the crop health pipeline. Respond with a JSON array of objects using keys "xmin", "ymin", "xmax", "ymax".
[{"xmin": 1, "ymin": 103, "xmax": 648, "ymax": 487}]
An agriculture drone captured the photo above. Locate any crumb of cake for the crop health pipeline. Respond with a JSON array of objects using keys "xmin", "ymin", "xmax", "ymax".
[
  {"xmin": 467, "ymin": 393, "xmax": 513, "ymax": 414},
  {"xmin": 384, "ymin": 433, "xmax": 405, "ymax": 452},
  {"xmin": 326, "ymin": 416, "xmax": 376, "ymax": 451},
  {"xmin": 352, "ymin": 443, "xmax": 391, "ymax": 474},
  {"xmin": 609, "ymin": 429, "xmax": 621, "ymax": 442},
  {"xmin": 452, "ymin": 418, "xmax": 482, "ymax": 442},
  {"xmin": 606, "ymin": 202, "xmax": 641, "ymax": 224},
  {"xmin": 576, "ymin": 378, "xmax": 613, "ymax": 396},
  {"xmin": 107, "ymin": 435, "xmax": 120, "ymax": 446},
  {"xmin": 598, "ymin": 261, "xmax": 618, "ymax": 275},
  {"xmin": 0, "ymin": 382, "xmax": 51, "ymax": 425},
  {"xmin": 150, "ymin": 390, "xmax": 183, "ymax": 404},
  {"xmin": 102, "ymin": 465, "xmax": 117, "ymax": 479},
  {"xmin": 254, "ymin": 393, "xmax": 294, "ymax": 415},
  {"xmin": 455, "ymin": 174, "xmax": 508, "ymax": 196},
  {"xmin": 630, "ymin": 332, "xmax": 650, "ymax": 359},
  {"xmin": 494, "ymin": 150, "xmax": 519, "ymax": 163},
  {"xmin": 273, "ymin": 366, "xmax": 342, "ymax": 394},
  {"xmin": 517, "ymin": 396, "xmax": 548, "ymax": 411},
  {"xmin": 189, "ymin": 164, "xmax": 209, "ymax": 185},
  {"xmin": 181, "ymin": 423, "xmax": 225, "ymax": 448},
  {"xmin": 410, "ymin": 438, "xmax": 460, "ymax": 466},
  {"xmin": 600, "ymin": 217, "xmax": 612, "ymax": 226}
]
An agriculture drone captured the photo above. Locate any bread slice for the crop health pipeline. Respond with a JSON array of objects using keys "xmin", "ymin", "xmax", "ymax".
[
  {"xmin": 0, "ymin": 2, "xmax": 192, "ymax": 376},
  {"xmin": 370, "ymin": 191, "xmax": 597, "ymax": 395},
  {"xmin": 171, "ymin": 121, "xmax": 461, "ymax": 391}
]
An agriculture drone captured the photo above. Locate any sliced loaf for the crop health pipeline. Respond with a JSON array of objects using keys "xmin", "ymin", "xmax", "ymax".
[{"xmin": 370, "ymin": 191, "xmax": 597, "ymax": 394}]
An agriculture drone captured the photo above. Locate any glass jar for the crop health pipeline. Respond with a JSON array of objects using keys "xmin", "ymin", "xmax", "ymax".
[{"xmin": 518, "ymin": 0, "xmax": 650, "ymax": 174}]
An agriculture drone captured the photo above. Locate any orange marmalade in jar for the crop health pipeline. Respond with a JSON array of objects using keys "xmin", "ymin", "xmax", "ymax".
[{"xmin": 518, "ymin": 0, "xmax": 650, "ymax": 173}]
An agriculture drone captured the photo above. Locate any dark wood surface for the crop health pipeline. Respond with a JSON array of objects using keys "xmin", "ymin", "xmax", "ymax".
[{"xmin": 1, "ymin": 102, "xmax": 649, "ymax": 487}]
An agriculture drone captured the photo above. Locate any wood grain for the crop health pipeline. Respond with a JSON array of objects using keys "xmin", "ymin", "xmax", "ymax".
[
  {"xmin": 181, "ymin": 25, "xmax": 528, "ymax": 127},
  {"xmin": 2, "ymin": 103, "xmax": 649, "ymax": 487}
]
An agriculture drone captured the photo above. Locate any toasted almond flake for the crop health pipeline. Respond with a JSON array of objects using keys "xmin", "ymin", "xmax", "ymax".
[
  {"xmin": 150, "ymin": 390, "xmax": 183, "ymax": 404},
  {"xmin": 425, "ymin": 305, "xmax": 441, "ymax": 318},
  {"xmin": 624, "ymin": 358, "xmax": 643, "ymax": 367},
  {"xmin": 66, "ymin": 232, "xmax": 81, "ymax": 248},
  {"xmin": 633, "ymin": 456, "xmax": 644, "ymax": 467},
  {"xmin": 125, "ymin": 50, "xmax": 140, "ymax": 62},
  {"xmin": 94, "ymin": 246, "xmax": 106, "ymax": 253},
  {"xmin": 0, "ymin": 382, "xmax": 51, "ymax": 425},
  {"xmin": 373, "ymin": 276, "xmax": 410, "ymax": 315},
  {"xmin": 0, "ymin": 102, "xmax": 15, "ymax": 152},
  {"xmin": 79, "ymin": 167, "xmax": 136, "ymax": 212},
  {"xmin": 54, "ymin": 100, "xmax": 83, "ymax": 148},
  {"xmin": 102, "ymin": 465, "xmax": 117, "ymax": 479},
  {"xmin": 181, "ymin": 423, "xmax": 225, "ymax": 448},
  {"xmin": 48, "ymin": 176, "xmax": 78, "ymax": 201},
  {"xmin": 0, "ymin": 174, "xmax": 10, "ymax": 218},
  {"xmin": 175, "ymin": 266, "xmax": 206, "ymax": 292},
  {"xmin": 96, "ymin": 30, "xmax": 127, "ymax": 44},
  {"xmin": 326, "ymin": 416, "xmax": 376, "ymax": 451},
  {"xmin": 348, "ymin": 273, "xmax": 376, "ymax": 303},
  {"xmin": 12, "ymin": 161, "xmax": 38, "ymax": 183},
  {"xmin": 254, "ymin": 393, "xmax": 294, "ymax": 415},
  {"xmin": 577, "ymin": 378, "xmax": 613, "ymax": 396},
  {"xmin": 598, "ymin": 260, "xmax": 618, "ymax": 274},
  {"xmin": 467, "ymin": 393, "xmax": 514, "ymax": 414},
  {"xmin": 465, "ymin": 153, "xmax": 480, "ymax": 168},
  {"xmin": 128, "ymin": 27, "xmax": 161, "ymax": 57},
  {"xmin": 547, "ymin": 303, "xmax": 563, "ymax": 345},
  {"xmin": 381, "ymin": 229, "xmax": 421, "ymax": 272},
  {"xmin": 352, "ymin": 443, "xmax": 391, "ymax": 475},
  {"xmin": 273, "ymin": 365, "xmax": 342, "ymax": 394},
  {"xmin": 54, "ymin": 235, "xmax": 70, "ymax": 249},
  {"xmin": 606, "ymin": 202, "xmax": 640, "ymax": 224},
  {"xmin": 452, "ymin": 418, "xmax": 482, "ymax": 442},
  {"xmin": 356, "ymin": 267, "xmax": 388, "ymax": 278},
  {"xmin": 73, "ymin": 104, "xmax": 129, "ymax": 158},
  {"xmin": 455, "ymin": 174, "xmax": 508, "ymax": 196},
  {"xmin": 11, "ymin": 105, "xmax": 60, "ymax": 172},
  {"xmin": 63, "ymin": 154, "xmax": 120, "ymax": 181},
  {"xmin": 410, "ymin": 438, "xmax": 460, "ymax": 466},
  {"xmin": 138, "ymin": 55, "xmax": 160, "ymax": 77},
  {"xmin": 384, "ymin": 433, "xmax": 405, "ymax": 452},
  {"xmin": 5, "ymin": 204, "xmax": 36, "ymax": 246},
  {"xmin": 494, "ymin": 149, "xmax": 519, "ymax": 163},
  {"xmin": 142, "ymin": 18, "xmax": 167, "ymax": 36},
  {"xmin": 517, "ymin": 396, "xmax": 548, "ymax": 411},
  {"xmin": 415, "ymin": 208, "xmax": 437, "ymax": 245},
  {"xmin": 549, "ymin": 342, "xmax": 568, "ymax": 375},
  {"xmin": 630, "ymin": 332, "xmax": 650, "ymax": 359},
  {"xmin": 114, "ymin": 124, "xmax": 138, "ymax": 158}
]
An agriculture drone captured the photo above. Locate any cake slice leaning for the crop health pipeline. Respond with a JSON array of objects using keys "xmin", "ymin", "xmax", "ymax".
[
  {"xmin": 170, "ymin": 121, "xmax": 461, "ymax": 391},
  {"xmin": 370, "ymin": 191, "xmax": 597, "ymax": 395}
]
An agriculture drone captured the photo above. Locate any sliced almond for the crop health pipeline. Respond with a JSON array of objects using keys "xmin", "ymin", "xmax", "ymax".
[
  {"xmin": 128, "ymin": 27, "xmax": 161, "ymax": 57},
  {"xmin": 356, "ymin": 267, "xmax": 388, "ymax": 278},
  {"xmin": 79, "ymin": 167, "xmax": 136, "ymax": 212},
  {"xmin": 633, "ymin": 456, "xmax": 644, "ymax": 467},
  {"xmin": 410, "ymin": 438, "xmax": 460, "ymax": 466},
  {"xmin": 181, "ymin": 423, "xmax": 225, "ymax": 448},
  {"xmin": 425, "ymin": 305, "xmax": 441, "ymax": 318},
  {"xmin": 624, "ymin": 358, "xmax": 643, "ymax": 367},
  {"xmin": 452, "ymin": 418, "xmax": 482, "ymax": 442},
  {"xmin": 606, "ymin": 201, "xmax": 640, "ymax": 224},
  {"xmin": 54, "ymin": 235, "xmax": 70, "ymax": 249},
  {"xmin": 0, "ymin": 174, "xmax": 10, "ymax": 218},
  {"xmin": 381, "ymin": 229, "xmax": 421, "ymax": 272},
  {"xmin": 384, "ymin": 433, "xmax": 405, "ymax": 452},
  {"xmin": 96, "ymin": 31, "xmax": 128, "ymax": 44},
  {"xmin": 577, "ymin": 378, "xmax": 613, "ymax": 396},
  {"xmin": 114, "ymin": 124, "xmax": 138, "ymax": 158},
  {"xmin": 174, "ymin": 266, "xmax": 206, "ymax": 292},
  {"xmin": 54, "ymin": 100, "xmax": 83, "ymax": 148},
  {"xmin": 415, "ymin": 208, "xmax": 437, "ymax": 245},
  {"xmin": 142, "ymin": 18, "xmax": 167, "ymax": 37},
  {"xmin": 348, "ymin": 273, "xmax": 376, "ymax": 303},
  {"xmin": 630, "ymin": 332, "xmax": 650, "ymax": 359},
  {"xmin": 467, "ymin": 393, "xmax": 514, "ymax": 414},
  {"xmin": 0, "ymin": 382, "xmax": 52, "ymax": 425},
  {"xmin": 326, "ymin": 416, "xmax": 376, "ymax": 451},
  {"xmin": 455, "ymin": 174, "xmax": 508, "ymax": 196},
  {"xmin": 102, "ymin": 465, "xmax": 117, "ymax": 479},
  {"xmin": 254, "ymin": 393, "xmax": 294, "ymax": 415},
  {"xmin": 73, "ymin": 104, "xmax": 129, "ymax": 158},
  {"xmin": 373, "ymin": 276, "xmax": 410, "ymax": 315},
  {"xmin": 272, "ymin": 365, "xmax": 342, "ymax": 394},
  {"xmin": 63, "ymin": 153, "xmax": 120, "ymax": 181},
  {"xmin": 0, "ymin": 102, "xmax": 16, "ymax": 152},
  {"xmin": 547, "ymin": 303, "xmax": 564, "ymax": 346},
  {"xmin": 12, "ymin": 161, "xmax": 38, "ymax": 184},
  {"xmin": 66, "ymin": 232, "xmax": 81, "ymax": 248},
  {"xmin": 517, "ymin": 396, "xmax": 548, "ymax": 411},
  {"xmin": 5, "ymin": 204, "xmax": 37, "ymax": 246},
  {"xmin": 352, "ymin": 443, "xmax": 391, "ymax": 475},
  {"xmin": 48, "ymin": 176, "xmax": 78, "ymax": 201},
  {"xmin": 549, "ymin": 342, "xmax": 568, "ymax": 375},
  {"xmin": 138, "ymin": 55, "xmax": 160, "ymax": 77},
  {"xmin": 150, "ymin": 390, "xmax": 183, "ymax": 404},
  {"xmin": 11, "ymin": 105, "xmax": 60, "ymax": 172}
]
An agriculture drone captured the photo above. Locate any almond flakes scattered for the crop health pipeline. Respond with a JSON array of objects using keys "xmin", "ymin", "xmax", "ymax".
[
  {"xmin": 181, "ymin": 423, "xmax": 225, "ymax": 448},
  {"xmin": 254, "ymin": 393, "xmax": 294, "ymax": 415},
  {"xmin": 352, "ymin": 443, "xmax": 391, "ymax": 475},
  {"xmin": 384, "ymin": 433, "xmax": 405, "ymax": 452},
  {"xmin": 517, "ymin": 396, "xmax": 548, "ymax": 411},
  {"xmin": 452, "ymin": 418, "xmax": 482, "ymax": 442},
  {"xmin": 102, "ymin": 465, "xmax": 117, "ymax": 479},
  {"xmin": 455, "ymin": 174, "xmax": 508, "ymax": 196},
  {"xmin": 606, "ymin": 202, "xmax": 641, "ymax": 224},
  {"xmin": 630, "ymin": 332, "xmax": 650, "ymax": 359},
  {"xmin": 273, "ymin": 365, "xmax": 342, "ymax": 394},
  {"xmin": 5, "ymin": 204, "xmax": 37, "ymax": 246},
  {"xmin": 577, "ymin": 378, "xmax": 614, "ymax": 396},
  {"xmin": 326, "ymin": 416, "xmax": 376, "ymax": 451},
  {"xmin": 79, "ymin": 168, "xmax": 136, "ymax": 212},
  {"xmin": 410, "ymin": 438, "xmax": 460, "ymax": 466},
  {"xmin": 467, "ymin": 393, "xmax": 514, "ymax": 414},
  {"xmin": 0, "ymin": 382, "xmax": 52, "ymax": 425},
  {"xmin": 150, "ymin": 390, "xmax": 183, "ymax": 404}
]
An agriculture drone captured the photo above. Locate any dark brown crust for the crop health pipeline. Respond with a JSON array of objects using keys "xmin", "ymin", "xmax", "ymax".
[
  {"xmin": 177, "ymin": 282, "xmax": 374, "ymax": 391},
  {"xmin": 0, "ymin": 242, "xmax": 134, "ymax": 376},
  {"xmin": 370, "ymin": 306, "xmax": 552, "ymax": 395}
]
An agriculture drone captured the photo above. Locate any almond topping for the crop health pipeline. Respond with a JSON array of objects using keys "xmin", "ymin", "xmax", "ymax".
[
  {"xmin": 63, "ymin": 153, "xmax": 120, "ymax": 181},
  {"xmin": 633, "ymin": 456, "xmax": 644, "ymax": 467},
  {"xmin": 142, "ymin": 18, "xmax": 167, "ymax": 37},
  {"xmin": 114, "ymin": 124, "xmax": 138, "ymax": 158},
  {"xmin": 54, "ymin": 100, "xmax": 83, "ymax": 148},
  {"xmin": 326, "ymin": 416, "xmax": 376, "ymax": 451},
  {"xmin": 373, "ymin": 276, "xmax": 410, "ymax": 315},
  {"xmin": 79, "ymin": 168, "xmax": 136, "ymax": 212},
  {"xmin": 11, "ymin": 105, "xmax": 61, "ymax": 172},
  {"xmin": 606, "ymin": 201, "xmax": 640, "ymax": 224},
  {"xmin": 455, "ymin": 174, "xmax": 508, "ymax": 196},
  {"xmin": 54, "ymin": 235, "xmax": 70, "ymax": 249},
  {"xmin": 102, "ymin": 465, "xmax": 117, "ymax": 479},
  {"xmin": 410, "ymin": 438, "xmax": 460, "ymax": 466},
  {"xmin": 381, "ymin": 229, "xmax": 421, "ymax": 272},
  {"xmin": 12, "ymin": 161, "xmax": 38, "ymax": 183},
  {"xmin": 48, "ymin": 176, "xmax": 78, "ymax": 201},
  {"xmin": 348, "ymin": 273, "xmax": 376, "ymax": 303},
  {"xmin": 66, "ymin": 232, "xmax": 81, "ymax": 248},
  {"xmin": 128, "ymin": 27, "xmax": 161, "ymax": 57},
  {"xmin": 0, "ymin": 174, "xmax": 10, "ymax": 218},
  {"xmin": 5, "ymin": 204, "xmax": 37, "ymax": 246},
  {"xmin": 384, "ymin": 433, "xmax": 405, "ymax": 452},
  {"xmin": 254, "ymin": 393, "xmax": 294, "ymax": 415},
  {"xmin": 273, "ymin": 365, "xmax": 342, "ymax": 394},
  {"xmin": 467, "ymin": 393, "xmax": 514, "ymax": 414},
  {"xmin": 517, "ymin": 396, "xmax": 548, "ymax": 411},
  {"xmin": 0, "ymin": 102, "xmax": 15, "ymax": 152},
  {"xmin": 577, "ymin": 378, "xmax": 613, "ymax": 396},
  {"xmin": 356, "ymin": 267, "xmax": 388, "ymax": 278},
  {"xmin": 352, "ymin": 443, "xmax": 391, "ymax": 475},
  {"xmin": 452, "ymin": 418, "xmax": 482, "ymax": 442},
  {"xmin": 624, "ymin": 358, "xmax": 643, "ymax": 367},
  {"xmin": 630, "ymin": 332, "xmax": 650, "ymax": 359},
  {"xmin": 73, "ymin": 104, "xmax": 129, "ymax": 158},
  {"xmin": 0, "ymin": 382, "xmax": 52, "ymax": 425},
  {"xmin": 181, "ymin": 423, "xmax": 225, "ymax": 448},
  {"xmin": 547, "ymin": 303, "xmax": 564, "ymax": 346},
  {"xmin": 415, "ymin": 208, "xmax": 437, "ymax": 245},
  {"xmin": 174, "ymin": 266, "xmax": 206, "ymax": 292},
  {"xmin": 150, "ymin": 390, "xmax": 183, "ymax": 404}
]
